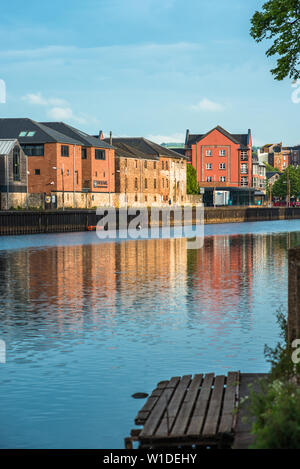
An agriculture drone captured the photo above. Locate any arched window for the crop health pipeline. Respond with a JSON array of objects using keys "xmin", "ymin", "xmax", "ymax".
[{"xmin": 13, "ymin": 146, "xmax": 20, "ymax": 181}]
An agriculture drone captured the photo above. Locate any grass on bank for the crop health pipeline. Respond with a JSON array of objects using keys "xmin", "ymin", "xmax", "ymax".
[{"xmin": 245, "ymin": 309, "xmax": 300, "ymax": 449}]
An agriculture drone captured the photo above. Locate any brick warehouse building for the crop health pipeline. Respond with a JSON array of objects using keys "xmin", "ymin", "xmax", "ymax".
[
  {"xmin": 107, "ymin": 140, "xmax": 161, "ymax": 206},
  {"xmin": 0, "ymin": 118, "xmax": 115, "ymax": 208},
  {"xmin": 185, "ymin": 125, "xmax": 255, "ymax": 205},
  {"xmin": 104, "ymin": 137, "xmax": 187, "ymax": 205}
]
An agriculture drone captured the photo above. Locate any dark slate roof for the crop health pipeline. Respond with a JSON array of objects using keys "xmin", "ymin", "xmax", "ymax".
[
  {"xmin": 187, "ymin": 134, "xmax": 204, "ymax": 146},
  {"xmin": 186, "ymin": 125, "xmax": 250, "ymax": 149},
  {"xmin": 41, "ymin": 122, "xmax": 113, "ymax": 149},
  {"xmin": 266, "ymin": 171, "xmax": 281, "ymax": 179},
  {"xmin": 170, "ymin": 147, "xmax": 186, "ymax": 156},
  {"xmin": 0, "ymin": 118, "xmax": 81, "ymax": 145},
  {"xmin": 110, "ymin": 141, "xmax": 156, "ymax": 160},
  {"xmin": 103, "ymin": 137, "xmax": 186, "ymax": 159}
]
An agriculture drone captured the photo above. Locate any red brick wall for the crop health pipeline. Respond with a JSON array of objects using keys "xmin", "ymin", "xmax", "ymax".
[
  {"xmin": 82, "ymin": 147, "xmax": 115, "ymax": 193},
  {"xmin": 28, "ymin": 143, "xmax": 83, "ymax": 194}
]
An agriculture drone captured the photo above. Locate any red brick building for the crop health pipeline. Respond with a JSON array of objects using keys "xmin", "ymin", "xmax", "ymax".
[
  {"xmin": 0, "ymin": 118, "xmax": 115, "ymax": 208},
  {"xmin": 185, "ymin": 126, "xmax": 253, "ymax": 188},
  {"xmin": 42, "ymin": 122, "xmax": 115, "ymax": 194}
]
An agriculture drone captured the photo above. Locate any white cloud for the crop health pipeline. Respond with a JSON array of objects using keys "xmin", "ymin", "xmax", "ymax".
[
  {"xmin": 146, "ymin": 133, "xmax": 185, "ymax": 144},
  {"xmin": 47, "ymin": 107, "xmax": 87, "ymax": 125},
  {"xmin": 22, "ymin": 92, "xmax": 87, "ymax": 124},
  {"xmin": 189, "ymin": 98, "xmax": 224, "ymax": 112},
  {"xmin": 47, "ymin": 107, "xmax": 73, "ymax": 120},
  {"xmin": 22, "ymin": 92, "xmax": 67, "ymax": 107}
]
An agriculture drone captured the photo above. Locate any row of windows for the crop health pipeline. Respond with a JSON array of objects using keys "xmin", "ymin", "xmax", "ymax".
[
  {"xmin": 130, "ymin": 160, "xmax": 158, "ymax": 169},
  {"xmin": 131, "ymin": 195, "xmax": 184, "ymax": 202},
  {"xmin": 206, "ymin": 163, "xmax": 226, "ymax": 170},
  {"xmin": 130, "ymin": 178, "xmax": 172, "ymax": 190},
  {"xmin": 20, "ymin": 144, "xmax": 106, "ymax": 159},
  {"xmin": 206, "ymin": 176, "xmax": 250, "ymax": 184},
  {"xmin": 205, "ymin": 150, "xmax": 249, "ymax": 159},
  {"xmin": 33, "ymin": 168, "xmax": 73, "ymax": 176},
  {"xmin": 206, "ymin": 176, "xmax": 226, "ymax": 182},
  {"xmin": 125, "ymin": 159, "xmax": 184, "ymax": 170},
  {"xmin": 133, "ymin": 178, "xmax": 160, "ymax": 190},
  {"xmin": 205, "ymin": 150, "xmax": 226, "ymax": 156},
  {"xmin": 21, "ymin": 144, "xmax": 44, "ymax": 156}
]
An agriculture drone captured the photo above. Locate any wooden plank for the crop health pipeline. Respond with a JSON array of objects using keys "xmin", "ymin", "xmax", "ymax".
[
  {"xmin": 140, "ymin": 377, "xmax": 180, "ymax": 437},
  {"xmin": 171, "ymin": 374, "xmax": 203, "ymax": 437},
  {"xmin": 202, "ymin": 375, "xmax": 225, "ymax": 437},
  {"xmin": 218, "ymin": 371, "xmax": 239, "ymax": 434},
  {"xmin": 135, "ymin": 411, "xmax": 150, "ymax": 425},
  {"xmin": 155, "ymin": 375, "xmax": 192, "ymax": 437},
  {"xmin": 186, "ymin": 373, "xmax": 214, "ymax": 437},
  {"xmin": 135, "ymin": 381, "xmax": 169, "ymax": 424},
  {"xmin": 157, "ymin": 380, "xmax": 170, "ymax": 388},
  {"xmin": 166, "ymin": 376, "xmax": 181, "ymax": 388}
]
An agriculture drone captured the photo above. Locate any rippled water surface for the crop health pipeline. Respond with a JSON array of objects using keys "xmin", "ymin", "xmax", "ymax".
[{"xmin": 0, "ymin": 219, "xmax": 299, "ymax": 448}]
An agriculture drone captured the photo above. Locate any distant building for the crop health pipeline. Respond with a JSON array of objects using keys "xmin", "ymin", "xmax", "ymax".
[
  {"xmin": 290, "ymin": 146, "xmax": 300, "ymax": 166},
  {"xmin": 0, "ymin": 139, "xmax": 27, "ymax": 209},
  {"xmin": 161, "ymin": 142, "xmax": 185, "ymax": 149},
  {"xmin": 266, "ymin": 171, "xmax": 281, "ymax": 187},
  {"xmin": 252, "ymin": 157, "xmax": 266, "ymax": 191}
]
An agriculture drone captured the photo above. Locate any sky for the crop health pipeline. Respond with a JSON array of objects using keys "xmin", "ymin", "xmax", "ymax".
[{"xmin": 0, "ymin": 0, "xmax": 299, "ymax": 146}]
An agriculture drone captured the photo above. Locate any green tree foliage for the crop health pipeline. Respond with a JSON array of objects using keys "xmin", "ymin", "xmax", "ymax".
[
  {"xmin": 248, "ymin": 310, "xmax": 300, "ymax": 449},
  {"xmin": 186, "ymin": 164, "xmax": 200, "ymax": 194},
  {"xmin": 250, "ymin": 0, "xmax": 300, "ymax": 80},
  {"xmin": 264, "ymin": 162, "xmax": 280, "ymax": 172},
  {"xmin": 250, "ymin": 380, "xmax": 300, "ymax": 448},
  {"xmin": 272, "ymin": 166, "xmax": 300, "ymax": 198}
]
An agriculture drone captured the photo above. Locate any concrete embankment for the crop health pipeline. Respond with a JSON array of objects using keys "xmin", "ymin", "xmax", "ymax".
[
  {"xmin": 204, "ymin": 206, "xmax": 300, "ymax": 224},
  {"xmin": 0, "ymin": 207, "xmax": 300, "ymax": 235}
]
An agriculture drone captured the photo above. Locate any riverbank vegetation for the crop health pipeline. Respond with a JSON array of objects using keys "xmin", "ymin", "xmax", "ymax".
[
  {"xmin": 186, "ymin": 164, "xmax": 200, "ymax": 194},
  {"xmin": 272, "ymin": 166, "xmax": 300, "ymax": 199},
  {"xmin": 247, "ymin": 309, "xmax": 300, "ymax": 448}
]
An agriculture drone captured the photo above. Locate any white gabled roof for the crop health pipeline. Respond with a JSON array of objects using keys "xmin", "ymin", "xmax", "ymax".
[{"xmin": 0, "ymin": 139, "xmax": 18, "ymax": 156}]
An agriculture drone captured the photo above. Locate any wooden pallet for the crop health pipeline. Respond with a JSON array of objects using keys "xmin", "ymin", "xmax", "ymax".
[{"xmin": 125, "ymin": 371, "xmax": 240, "ymax": 449}]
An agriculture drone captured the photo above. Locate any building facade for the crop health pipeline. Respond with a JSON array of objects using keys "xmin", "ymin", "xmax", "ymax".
[
  {"xmin": 252, "ymin": 157, "xmax": 266, "ymax": 191},
  {"xmin": 185, "ymin": 126, "xmax": 253, "ymax": 188},
  {"xmin": 0, "ymin": 139, "xmax": 28, "ymax": 209},
  {"xmin": 104, "ymin": 137, "xmax": 187, "ymax": 205}
]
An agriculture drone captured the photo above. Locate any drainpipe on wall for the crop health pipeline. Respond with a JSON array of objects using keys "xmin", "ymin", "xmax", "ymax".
[
  {"xmin": 109, "ymin": 131, "xmax": 112, "ymax": 206},
  {"xmin": 26, "ymin": 149, "xmax": 29, "ymax": 210},
  {"xmin": 62, "ymin": 164, "xmax": 65, "ymax": 211},
  {"xmin": 6, "ymin": 153, "xmax": 9, "ymax": 210},
  {"xmin": 73, "ymin": 145, "xmax": 76, "ymax": 209}
]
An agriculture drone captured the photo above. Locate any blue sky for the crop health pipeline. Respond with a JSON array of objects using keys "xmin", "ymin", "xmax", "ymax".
[{"xmin": 0, "ymin": 0, "xmax": 299, "ymax": 146}]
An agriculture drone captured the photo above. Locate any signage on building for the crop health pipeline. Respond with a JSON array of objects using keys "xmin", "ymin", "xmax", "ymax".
[{"xmin": 93, "ymin": 180, "xmax": 108, "ymax": 188}]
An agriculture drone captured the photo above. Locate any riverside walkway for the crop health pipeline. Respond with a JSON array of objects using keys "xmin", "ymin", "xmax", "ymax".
[{"xmin": 125, "ymin": 372, "xmax": 267, "ymax": 449}]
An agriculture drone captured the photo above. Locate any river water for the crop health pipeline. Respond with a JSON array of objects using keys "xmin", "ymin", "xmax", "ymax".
[{"xmin": 0, "ymin": 219, "xmax": 299, "ymax": 448}]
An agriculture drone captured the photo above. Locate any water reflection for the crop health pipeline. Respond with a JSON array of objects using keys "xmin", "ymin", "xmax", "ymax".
[{"xmin": 0, "ymin": 227, "xmax": 299, "ymax": 448}]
